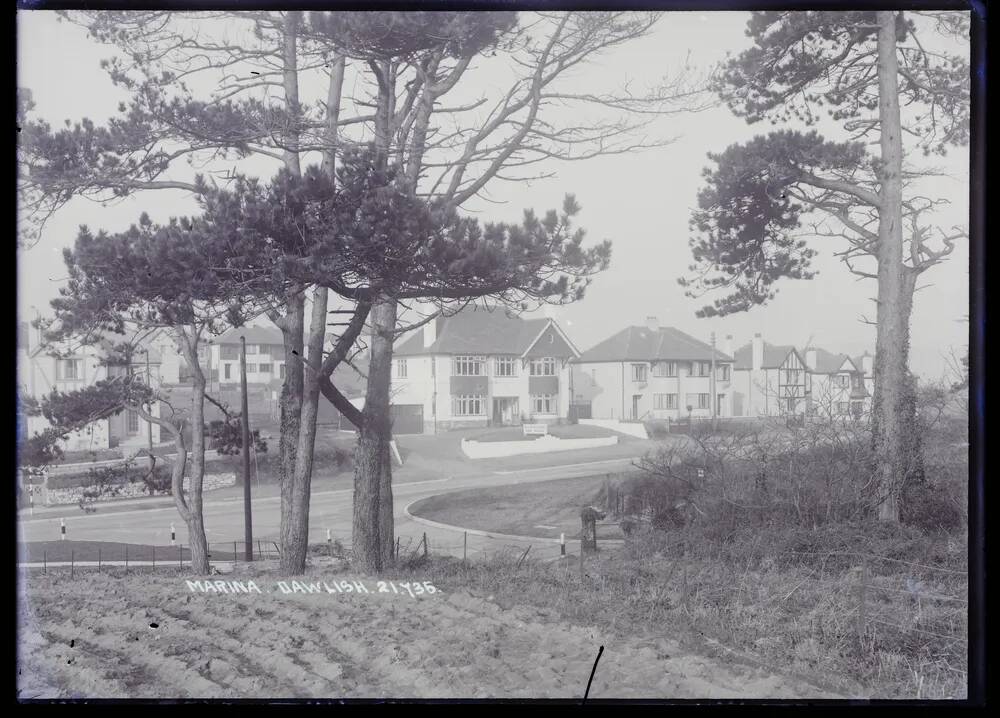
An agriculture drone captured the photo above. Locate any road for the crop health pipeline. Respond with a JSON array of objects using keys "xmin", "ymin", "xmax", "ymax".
[{"xmin": 18, "ymin": 453, "xmax": 644, "ymax": 564}]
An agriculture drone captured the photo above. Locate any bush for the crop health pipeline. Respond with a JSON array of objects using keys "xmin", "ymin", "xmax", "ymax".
[{"xmin": 900, "ymin": 481, "xmax": 963, "ymax": 533}]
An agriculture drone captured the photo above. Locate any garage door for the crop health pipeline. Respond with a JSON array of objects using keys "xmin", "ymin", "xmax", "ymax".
[{"xmin": 390, "ymin": 404, "xmax": 424, "ymax": 434}]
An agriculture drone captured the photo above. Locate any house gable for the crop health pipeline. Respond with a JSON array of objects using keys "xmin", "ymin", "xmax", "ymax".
[{"xmin": 523, "ymin": 322, "xmax": 577, "ymax": 359}]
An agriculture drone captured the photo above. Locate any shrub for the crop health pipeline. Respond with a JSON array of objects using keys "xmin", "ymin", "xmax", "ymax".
[{"xmin": 900, "ymin": 481, "xmax": 964, "ymax": 533}]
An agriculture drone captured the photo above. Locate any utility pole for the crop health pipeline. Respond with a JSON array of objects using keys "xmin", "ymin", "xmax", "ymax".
[
  {"xmin": 240, "ymin": 336, "xmax": 253, "ymax": 562},
  {"xmin": 710, "ymin": 331, "xmax": 718, "ymax": 430},
  {"xmin": 145, "ymin": 349, "xmax": 154, "ymax": 461}
]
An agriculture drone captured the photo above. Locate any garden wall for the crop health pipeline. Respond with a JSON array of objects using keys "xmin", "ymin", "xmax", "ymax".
[{"xmin": 461, "ymin": 434, "xmax": 618, "ymax": 459}]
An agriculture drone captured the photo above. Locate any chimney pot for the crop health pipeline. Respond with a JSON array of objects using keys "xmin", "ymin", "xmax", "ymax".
[{"xmin": 805, "ymin": 349, "xmax": 817, "ymax": 370}]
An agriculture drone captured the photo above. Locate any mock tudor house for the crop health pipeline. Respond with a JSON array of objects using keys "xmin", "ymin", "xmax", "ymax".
[
  {"xmin": 802, "ymin": 347, "xmax": 873, "ymax": 419},
  {"xmin": 731, "ymin": 334, "xmax": 810, "ymax": 417},
  {"xmin": 391, "ymin": 306, "xmax": 580, "ymax": 433},
  {"xmin": 572, "ymin": 317, "xmax": 735, "ymax": 422},
  {"xmin": 732, "ymin": 334, "xmax": 875, "ymax": 419}
]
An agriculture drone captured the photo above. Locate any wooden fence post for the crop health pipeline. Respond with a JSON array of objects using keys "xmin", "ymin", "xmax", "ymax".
[
  {"xmin": 463, "ymin": 532, "xmax": 467, "ymax": 562},
  {"xmin": 395, "ymin": 537, "xmax": 400, "ymax": 562},
  {"xmin": 857, "ymin": 557, "xmax": 868, "ymax": 643},
  {"xmin": 423, "ymin": 532, "xmax": 428, "ymax": 559},
  {"xmin": 125, "ymin": 545, "xmax": 128, "ymax": 574}
]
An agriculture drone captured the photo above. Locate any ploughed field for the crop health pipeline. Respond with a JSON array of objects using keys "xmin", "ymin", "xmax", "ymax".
[{"xmin": 17, "ymin": 567, "xmax": 837, "ymax": 699}]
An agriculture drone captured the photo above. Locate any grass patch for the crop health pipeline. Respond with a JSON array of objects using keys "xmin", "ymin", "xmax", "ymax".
[
  {"xmin": 418, "ymin": 521, "xmax": 967, "ymax": 699},
  {"xmin": 408, "ymin": 475, "xmax": 624, "ymax": 540}
]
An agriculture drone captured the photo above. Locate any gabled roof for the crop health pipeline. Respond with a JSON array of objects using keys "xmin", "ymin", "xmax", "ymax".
[
  {"xmin": 733, "ymin": 341, "xmax": 800, "ymax": 370},
  {"xmin": 803, "ymin": 347, "xmax": 859, "ymax": 374},
  {"xmin": 852, "ymin": 352, "xmax": 874, "ymax": 375},
  {"xmin": 394, "ymin": 306, "xmax": 576, "ymax": 357},
  {"xmin": 213, "ymin": 325, "xmax": 284, "ymax": 345},
  {"xmin": 576, "ymin": 325, "xmax": 732, "ymax": 363}
]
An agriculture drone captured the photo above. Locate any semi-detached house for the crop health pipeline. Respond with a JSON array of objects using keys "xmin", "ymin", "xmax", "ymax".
[
  {"xmin": 571, "ymin": 317, "xmax": 735, "ymax": 422},
  {"xmin": 391, "ymin": 306, "xmax": 579, "ymax": 433}
]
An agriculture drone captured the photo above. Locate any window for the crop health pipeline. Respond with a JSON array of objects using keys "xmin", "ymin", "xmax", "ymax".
[
  {"xmin": 692, "ymin": 361, "xmax": 711, "ymax": 377},
  {"xmin": 57, "ymin": 358, "xmax": 83, "ymax": 381},
  {"xmin": 126, "ymin": 409, "xmax": 139, "ymax": 435},
  {"xmin": 652, "ymin": 361, "xmax": 677, "ymax": 377},
  {"xmin": 784, "ymin": 369, "xmax": 802, "ymax": 385},
  {"xmin": 716, "ymin": 364, "xmax": 730, "ymax": 381},
  {"xmin": 245, "ymin": 363, "xmax": 257, "ymax": 374},
  {"xmin": 653, "ymin": 393, "xmax": 677, "ymax": 410},
  {"xmin": 395, "ymin": 359, "xmax": 407, "ymax": 378},
  {"xmin": 836, "ymin": 401, "xmax": 850, "ymax": 415},
  {"xmin": 685, "ymin": 394, "xmax": 710, "ymax": 410},
  {"xmin": 246, "ymin": 344, "xmax": 259, "ymax": 355},
  {"xmin": 836, "ymin": 374, "xmax": 850, "ymax": 388},
  {"xmin": 786, "ymin": 397, "xmax": 797, "ymax": 413},
  {"xmin": 454, "ymin": 356, "xmax": 485, "ymax": 376},
  {"xmin": 530, "ymin": 357, "xmax": 556, "ymax": 376},
  {"xmin": 495, "ymin": 356, "xmax": 518, "ymax": 377},
  {"xmin": 531, "ymin": 395, "xmax": 554, "ymax": 413},
  {"xmin": 279, "ymin": 364, "xmax": 286, "ymax": 380},
  {"xmin": 224, "ymin": 363, "xmax": 232, "ymax": 380},
  {"xmin": 453, "ymin": 395, "xmax": 484, "ymax": 416},
  {"xmin": 631, "ymin": 363, "xmax": 648, "ymax": 382},
  {"xmin": 258, "ymin": 363, "xmax": 273, "ymax": 374}
]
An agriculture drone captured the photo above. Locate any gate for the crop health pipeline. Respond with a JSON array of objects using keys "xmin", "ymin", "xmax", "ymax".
[{"xmin": 390, "ymin": 404, "xmax": 424, "ymax": 434}]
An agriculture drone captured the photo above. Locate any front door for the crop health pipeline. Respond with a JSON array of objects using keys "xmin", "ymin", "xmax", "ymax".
[
  {"xmin": 631, "ymin": 394, "xmax": 641, "ymax": 420},
  {"xmin": 716, "ymin": 393, "xmax": 725, "ymax": 417},
  {"xmin": 492, "ymin": 397, "xmax": 518, "ymax": 426}
]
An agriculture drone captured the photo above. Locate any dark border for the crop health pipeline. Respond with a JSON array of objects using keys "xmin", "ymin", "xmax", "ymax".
[{"xmin": 12, "ymin": 0, "xmax": 987, "ymax": 708}]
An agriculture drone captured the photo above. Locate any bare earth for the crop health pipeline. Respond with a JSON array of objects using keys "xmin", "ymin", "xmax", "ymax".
[{"xmin": 18, "ymin": 569, "xmax": 839, "ymax": 700}]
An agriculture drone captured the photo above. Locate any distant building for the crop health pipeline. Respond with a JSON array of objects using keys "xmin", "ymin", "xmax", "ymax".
[
  {"xmin": 731, "ymin": 334, "xmax": 874, "ymax": 419},
  {"xmin": 572, "ymin": 317, "xmax": 735, "ymax": 422},
  {"xmin": 20, "ymin": 325, "xmax": 164, "ymax": 452},
  {"xmin": 209, "ymin": 326, "xmax": 287, "ymax": 388},
  {"xmin": 392, "ymin": 306, "xmax": 579, "ymax": 433}
]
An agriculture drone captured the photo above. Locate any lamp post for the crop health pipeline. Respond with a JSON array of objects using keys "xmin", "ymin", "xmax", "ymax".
[{"xmin": 240, "ymin": 336, "xmax": 253, "ymax": 562}]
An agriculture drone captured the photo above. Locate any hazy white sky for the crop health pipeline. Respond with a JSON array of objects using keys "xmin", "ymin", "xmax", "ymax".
[{"xmin": 17, "ymin": 10, "xmax": 970, "ymax": 380}]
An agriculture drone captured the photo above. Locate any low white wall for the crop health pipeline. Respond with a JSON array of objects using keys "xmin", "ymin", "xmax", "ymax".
[
  {"xmin": 578, "ymin": 419, "xmax": 650, "ymax": 440},
  {"xmin": 461, "ymin": 434, "xmax": 618, "ymax": 459}
]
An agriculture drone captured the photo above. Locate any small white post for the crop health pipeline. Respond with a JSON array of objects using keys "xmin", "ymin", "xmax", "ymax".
[
  {"xmin": 560, "ymin": 533, "xmax": 566, "ymax": 557},
  {"xmin": 170, "ymin": 523, "xmax": 176, "ymax": 546},
  {"xmin": 60, "ymin": 518, "xmax": 66, "ymax": 541}
]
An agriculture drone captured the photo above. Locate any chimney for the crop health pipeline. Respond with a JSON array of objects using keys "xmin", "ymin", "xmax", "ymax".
[
  {"xmin": 645, "ymin": 316, "xmax": 659, "ymax": 332},
  {"xmin": 423, "ymin": 316, "xmax": 438, "ymax": 349},
  {"xmin": 862, "ymin": 352, "xmax": 874, "ymax": 376},
  {"xmin": 752, "ymin": 333, "xmax": 764, "ymax": 371},
  {"xmin": 805, "ymin": 349, "xmax": 817, "ymax": 370},
  {"xmin": 723, "ymin": 334, "xmax": 733, "ymax": 358}
]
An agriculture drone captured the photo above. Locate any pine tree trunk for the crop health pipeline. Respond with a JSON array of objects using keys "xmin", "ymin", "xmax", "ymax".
[
  {"xmin": 278, "ymin": 291, "xmax": 305, "ymax": 566},
  {"xmin": 281, "ymin": 287, "xmax": 329, "ymax": 573},
  {"xmin": 872, "ymin": 10, "xmax": 919, "ymax": 522},
  {"xmin": 352, "ymin": 296, "xmax": 397, "ymax": 573}
]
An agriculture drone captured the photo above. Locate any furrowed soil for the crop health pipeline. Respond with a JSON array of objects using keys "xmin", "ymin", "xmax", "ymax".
[{"xmin": 17, "ymin": 567, "xmax": 840, "ymax": 700}]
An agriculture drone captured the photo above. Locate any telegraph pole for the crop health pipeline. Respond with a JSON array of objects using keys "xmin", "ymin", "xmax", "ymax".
[
  {"xmin": 240, "ymin": 336, "xmax": 253, "ymax": 562},
  {"xmin": 145, "ymin": 349, "xmax": 154, "ymax": 460},
  {"xmin": 710, "ymin": 331, "xmax": 718, "ymax": 430}
]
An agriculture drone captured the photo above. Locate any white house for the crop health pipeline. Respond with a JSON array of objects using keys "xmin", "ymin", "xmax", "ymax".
[
  {"xmin": 209, "ymin": 326, "xmax": 287, "ymax": 387},
  {"xmin": 19, "ymin": 323, "xmax": 163, "ymax": 452},
  {"xmin": 391, "ymin": 306, "xmax": 579, "ymax": 433},
  {"xmin": 731, "ymin": 334, "xmax": 810, "ymax": 417},
  {"xmin": 803, "ymin": 347, "xmax": 873, "ymax": 419},
  {"xmin": 731, "ymin": 334, "xmax": 875, "ymax": 419},
  {"xmin": 572, "ymin": 317, "xmax": 735, "ymax": 422}
]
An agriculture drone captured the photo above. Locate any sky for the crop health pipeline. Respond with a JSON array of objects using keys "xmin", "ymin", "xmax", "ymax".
[{"xmin": 16, "ymin": 10, "xmax": 971, "ymax": 381}]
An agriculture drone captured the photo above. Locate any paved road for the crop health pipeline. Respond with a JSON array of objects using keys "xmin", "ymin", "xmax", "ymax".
[{"xmin": 18, "ymin": 455, "xmax": 642, "ymax": 564}]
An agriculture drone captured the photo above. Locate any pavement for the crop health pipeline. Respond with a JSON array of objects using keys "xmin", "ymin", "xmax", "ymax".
[{"xmin": 18, "ymin": 431, "xmax": 662, "ymax": 564}]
